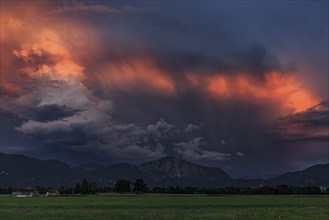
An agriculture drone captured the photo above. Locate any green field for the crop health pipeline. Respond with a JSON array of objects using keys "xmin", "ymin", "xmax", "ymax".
[{"xmin": 0, "ymin": 194, "xmax": 328, "ymax": 220}]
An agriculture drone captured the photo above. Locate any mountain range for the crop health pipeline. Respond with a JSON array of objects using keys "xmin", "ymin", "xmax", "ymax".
[{"xmin": 0, "ymin": 152, "xmax": 328, "ymax": 188}]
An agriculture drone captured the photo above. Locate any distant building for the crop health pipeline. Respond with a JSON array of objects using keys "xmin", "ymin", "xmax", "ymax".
[
  {"xmin": 12, "ymin": 187, "xmax": 39, "ymax": 197},
  {"xmin": 46, "ymin": 189, "xmax": 60, "ymax": 197},
  {"xmin": 320, "ymin": 186, "xmax": 327, "ymax": 193}
]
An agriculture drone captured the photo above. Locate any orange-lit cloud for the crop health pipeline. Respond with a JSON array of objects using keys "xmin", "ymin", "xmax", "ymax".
[
  {"xmin": 11, "ymin": 29, "xmax": 85, "ymax": 82},
  {"xmin": 102, "ymin": 58, "xmax": 176, "ymax": 94},
  {"xmin": 1, "ymin": 2, "xmax": 88, "ymax": 96},
  {"xmin": 187, "ymin": 71, "xmax": 319, "ymax": 114},
  {"xmin": 1, "ymin": 2, "xmax": 176, "ymax": 97}
]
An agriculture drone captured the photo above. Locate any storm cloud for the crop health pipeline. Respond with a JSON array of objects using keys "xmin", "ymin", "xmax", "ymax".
[
  {"xmin": 269, "ymin": 101, "xmax": 329, "ymax": 143},
  {"xmin": 0, "ymin": 1, "xmax": 328, "ymax": 176}
]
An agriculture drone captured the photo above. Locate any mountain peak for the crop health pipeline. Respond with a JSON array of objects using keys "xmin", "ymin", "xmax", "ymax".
[
  {"xmin": 155, "ymin": 156, "xmax": 186, "ymax": 164},
  {"xmin": 138, "ymin": 156, "xmax": 231, "ymax": 185}
]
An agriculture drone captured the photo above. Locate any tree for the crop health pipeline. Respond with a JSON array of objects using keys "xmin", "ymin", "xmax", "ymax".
[
  {"xmin": 81, "ymin": 179, "xmax": 89, "ymax": 194},
  {"xmin": 114, "ymin": 179, "xmax": 131, "ymax": 193},
  {"xmin": 73, "ymin": 183, "xmax": 81, "ymax": 194},
  {"xmin": 133, "ymin": 178, "xmax": 147, "ymax": 194},
  {"xmin": 90, "ymin": 181, "xmax": 97, "ymax": 194}
]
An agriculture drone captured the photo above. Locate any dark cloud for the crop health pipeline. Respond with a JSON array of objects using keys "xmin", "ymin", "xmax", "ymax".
[
  {"xmin": 145, "ymin": 43, "xmax": 285, "ymax": 82},
  {"xmin": 18, "ymin": 104, "xmax": 79, "ymax": 122},
  {"xmin": 58, "ymin": 3, "xmax": 287, "ymax": 86},
  {"xmin": 269, "ymin": 101, "xmax": 329, "ymax": 143}
]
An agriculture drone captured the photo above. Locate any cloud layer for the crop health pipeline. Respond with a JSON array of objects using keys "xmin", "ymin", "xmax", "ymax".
[{"xmin": 1, "ymin": 1, "xmax": 327, "ymax": 175}]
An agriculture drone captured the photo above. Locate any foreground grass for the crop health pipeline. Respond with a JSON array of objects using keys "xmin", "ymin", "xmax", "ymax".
[{"xmin": 0, "ymin": 194, "xmax": 328, "ymax": 220}]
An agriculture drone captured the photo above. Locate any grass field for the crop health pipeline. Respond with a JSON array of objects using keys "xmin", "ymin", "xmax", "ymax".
[{"xmin": 0, "ymin": 194, "xmax": 328, "ymax": 220}]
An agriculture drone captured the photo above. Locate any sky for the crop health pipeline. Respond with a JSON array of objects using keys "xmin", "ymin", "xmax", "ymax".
[{"xmin": 0, "ymin": 0, "xmax": 328, "ymax": 177}]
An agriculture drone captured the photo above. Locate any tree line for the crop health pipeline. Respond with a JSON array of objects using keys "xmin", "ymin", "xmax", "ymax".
[{"xmin": 0, "ymin": 178, "xmax": 328, "ymax": 195}]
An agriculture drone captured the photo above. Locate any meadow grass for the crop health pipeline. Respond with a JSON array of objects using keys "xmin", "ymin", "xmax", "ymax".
[{"xmin": 0, "ymin": 194, "xmax": 328, "ymax": 219}]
